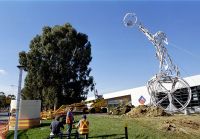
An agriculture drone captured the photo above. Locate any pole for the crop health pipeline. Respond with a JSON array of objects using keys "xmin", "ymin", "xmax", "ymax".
[
  {"xmin": 14, "ymin": 66, "xmax": 24, "ymax": 139},
  {"xmin": 124, "ymin": 122, "xmax": 128, "ymax": 139}
]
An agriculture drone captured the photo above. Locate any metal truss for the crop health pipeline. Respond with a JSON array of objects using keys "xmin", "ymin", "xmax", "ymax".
[{"xmin": 123, "ymin": 13, "xmax": 191, "ymax": 112}]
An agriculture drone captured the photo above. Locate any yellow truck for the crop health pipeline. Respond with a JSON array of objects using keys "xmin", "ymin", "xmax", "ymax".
[
  {"xmin": 40, "ymin": 102, "xmax": 88, "ymax": 120},
  {"xmin": 87, "ymin": 98, "xmax": 108, "ymax": 113}
]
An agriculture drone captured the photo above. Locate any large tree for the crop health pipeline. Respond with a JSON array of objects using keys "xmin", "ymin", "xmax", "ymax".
[{"xmin": 19, "ymin": 23, "xmax": 93, "ymax": 110}]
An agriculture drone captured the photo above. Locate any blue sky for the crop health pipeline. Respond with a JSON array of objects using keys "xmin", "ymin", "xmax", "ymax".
[{"xmin": 0, "ymin": 1, "xmax": 200, "ymax": 97}]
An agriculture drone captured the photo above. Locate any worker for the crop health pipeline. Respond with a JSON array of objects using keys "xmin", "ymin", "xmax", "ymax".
[
  {"xmin": 76, "ymin": 114, "xmax": 89, "ymax": 139},
  {"xmin": 66, "ymin": 107, "xmax": 74, "ymax": 139},
  {"xmin": 50, "ymin": 116, "xmax": 64, "ymax": 138}
]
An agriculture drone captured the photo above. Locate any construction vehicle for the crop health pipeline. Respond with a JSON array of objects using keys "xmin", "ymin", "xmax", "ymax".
[
  {"xmin": 40, "ymin": 84, "xmax": 107, "ymax": 119},
  {"xmin": 86, "ymin": 88, "xmax": 108, "ymax": 113},
  {"xmin": 40, "ymin": 98, "xmax": 108, "ymax": 120},
  {"xmin": 40, "ymin": 102, "xmax": 88, "ymax": 120},
  {"xmin": 87, "ymin": 97, "xmax": 107, "ymax": 113},
  {"xmin": 40, "ymin": 109, "xmax": 54, "ymax": 120}
]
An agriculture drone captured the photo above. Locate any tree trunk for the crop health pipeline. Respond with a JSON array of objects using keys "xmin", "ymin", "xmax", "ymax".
[{"xmin": 54, "ymin": 97, "xmax": 58, "ymax": 111}]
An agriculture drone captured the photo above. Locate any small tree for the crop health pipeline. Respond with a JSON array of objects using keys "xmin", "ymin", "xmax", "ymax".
[{"xmin": 0, "ymin": 92, "xmax": 6, "ymax": 108}]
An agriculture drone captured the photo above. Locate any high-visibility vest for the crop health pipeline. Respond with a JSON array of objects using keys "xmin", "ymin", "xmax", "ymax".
[
  {"xmin": 78, "ymin": 119, "xmax": 89, "ymax": 134},
  {"xmin": 66, "ymin": 112, "xmax": 73, "ymax": 124},
  {"xmin": 66, "ymin": 116, "xmax": 71, "ymax": 124}
]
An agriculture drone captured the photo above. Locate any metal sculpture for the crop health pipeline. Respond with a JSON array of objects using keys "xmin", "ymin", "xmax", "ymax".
[{"xmin": 123, "ymin": 13, "xmax": 191, "ymax": 112}]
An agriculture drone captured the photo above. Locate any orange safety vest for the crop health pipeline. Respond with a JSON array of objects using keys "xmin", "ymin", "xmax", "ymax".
[
  {"xmin": 66, "ymin": 111, "xmax": 73, "ymax": 124},
  {"xmin": 66, "ymin": 117, "xmax": 70, "ymax": 124},
  {"xmin": 78, "ymin": 119, "xmax": 89, "ymax": 134},
  {"xmin": 66, "ymin": 116, "xmax": 72, "ymax": 124}
]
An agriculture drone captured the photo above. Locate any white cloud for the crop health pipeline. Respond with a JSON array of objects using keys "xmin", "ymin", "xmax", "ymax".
[{"xmin": 0, "ymin": 69, "xmax": 6, "ymax": 75}]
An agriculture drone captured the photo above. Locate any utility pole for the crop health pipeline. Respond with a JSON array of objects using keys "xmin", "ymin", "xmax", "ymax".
[{"xmin": 14, "ymin": 65, "xmax": 24, "ymax": 139}]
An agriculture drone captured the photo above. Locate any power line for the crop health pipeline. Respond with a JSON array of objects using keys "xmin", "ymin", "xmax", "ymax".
[
  {"xmin": 169, "ymin": 42, "xmax": 200, "ymax": 60},
  {"xmin": 168, "ymin": 42, "xmax": 199, "ymax": 85}
]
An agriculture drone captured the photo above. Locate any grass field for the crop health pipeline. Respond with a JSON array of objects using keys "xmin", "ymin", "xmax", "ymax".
[{"xmin": 6, "ymin": 114, "xmax": 200, "ymax": 139}]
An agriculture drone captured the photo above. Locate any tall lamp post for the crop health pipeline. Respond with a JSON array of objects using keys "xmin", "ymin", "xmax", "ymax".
[{"xmin": 14, "ymin": 65, "xmax": 24, "ymax": 139}]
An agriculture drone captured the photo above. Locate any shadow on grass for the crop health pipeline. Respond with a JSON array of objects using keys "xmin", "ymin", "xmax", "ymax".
[
  {"xmin": 6, "ymin": 131, "xmax": 14, "ymax": 139},
  {"xmin": 18, "ymin": 130, "xmax": 28, "ymax": 138},
  {"xmin": 40, "ymin": 122, "xmax": 51, "ymax": 127},
  {"xmin": 89, "ymin": 133, "xmax": 125, "ymax": 139},
  {"xmin": 6, "ymin": 130, "xmax": 28, "ymax": 139}
]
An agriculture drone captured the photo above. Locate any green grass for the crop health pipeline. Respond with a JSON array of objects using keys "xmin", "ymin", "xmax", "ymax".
[{"xmin": 6, "ymin": 114, "xmax": 199, "ymax": 139}]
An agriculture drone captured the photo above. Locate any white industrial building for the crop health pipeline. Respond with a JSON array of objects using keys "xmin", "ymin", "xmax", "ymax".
[{"xmin": 87, "ymin": 74, "xmax": 200, "ymax": 110}]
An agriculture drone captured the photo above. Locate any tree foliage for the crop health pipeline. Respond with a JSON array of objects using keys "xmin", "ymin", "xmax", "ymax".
[
  {"xmin": 19, "ymin": 23, "xmax": 93, "ymax": 110},
  {"xmin": 0, "ymin": 92, "xmax": 16, "ymax": 108}
]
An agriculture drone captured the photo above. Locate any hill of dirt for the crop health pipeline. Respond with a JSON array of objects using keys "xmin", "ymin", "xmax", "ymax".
[{"xmin": 126, "ymin": 105, "xmax": 171, "ymax": 117}]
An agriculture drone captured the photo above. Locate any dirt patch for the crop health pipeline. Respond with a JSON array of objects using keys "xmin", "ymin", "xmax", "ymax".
[
  {"xmin": 126, "ymin": 105, "xmax": 171, "ymax": 117},
  {"xmin": 160, "ymin": 118, "xmax": 200, "ymax": 134},
  {"xmin": 161, "ymin": 123, "xmax": 177, "ymax": 131},
  {"xmin": 179, "ymin": 120, "xmax": 200, "ymax": 130},
  {"xmin": 161, "ymin": 120, "xmax": 177, "ymax": 132},
  {"xmin": 109, "ymin": 104, "xmax": 133, "ymax": 115}
]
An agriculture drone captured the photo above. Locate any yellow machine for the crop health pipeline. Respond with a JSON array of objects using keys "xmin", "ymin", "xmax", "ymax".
[
  {"xmin": 68, "ymin": 102, "xmax": 88, "ymax": 113},
  {"xmin": 40, "ymin": 88, "xmax": 108, "ymax": 119},
  {"xmin": 40, "ymin": 104, "xmax": 67, "ymax": 120},
  {"xmin": 87, "ymin": 98, "xmax": 108, "ymax": 113},
  {"xmin": 86, "ymin": 86, "xmax": 108, "ymax": 113},
  {"xmin": 40, "ymin": 102, "xmax": 88, "ymax": 120}
]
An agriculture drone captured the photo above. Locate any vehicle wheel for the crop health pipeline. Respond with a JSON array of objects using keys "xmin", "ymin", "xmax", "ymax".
[
  {"xmin": 101, "ymin": 107, "xmax": 107, "ymax": 113},
  {"xmin": 83, "ymin": 108, "xmax": 88, "ymax": 114},
  {"xmin": 90, "ymin": 108, "xmax": 96, "ymax": 113}
]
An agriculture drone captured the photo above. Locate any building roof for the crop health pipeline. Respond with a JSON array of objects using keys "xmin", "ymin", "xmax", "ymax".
[
  {"xmin": 101, "ymin": 74, "xmax": 200, "ymax": 100},
  {"xmin": 184, "ymin": 74, "xmax": 200, "ymax": 87},
  {"xmin": 103, "ymin": 88, "xmax": 133, "ymax": 100}
]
